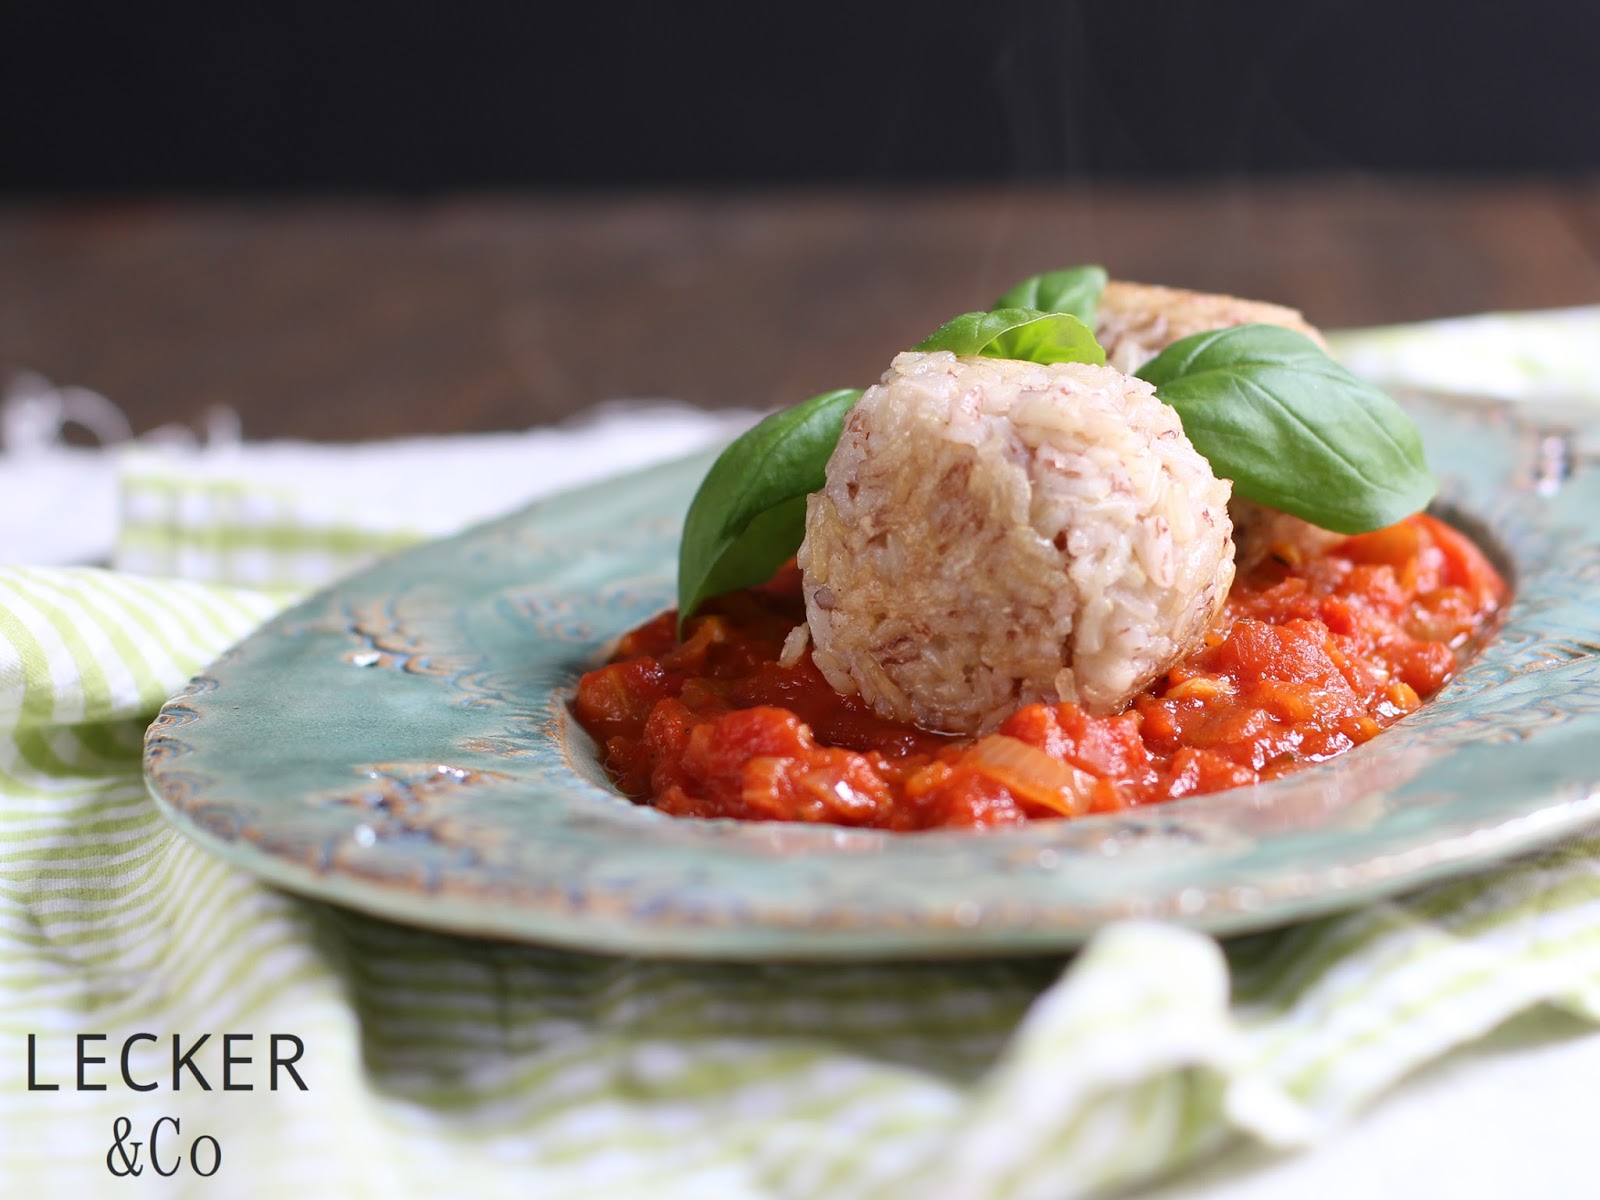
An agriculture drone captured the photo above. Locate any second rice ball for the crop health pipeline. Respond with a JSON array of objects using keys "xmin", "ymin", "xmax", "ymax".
[{"xmin": 799, "ymin": 350, "xmax": 1236, "ymax": 734}]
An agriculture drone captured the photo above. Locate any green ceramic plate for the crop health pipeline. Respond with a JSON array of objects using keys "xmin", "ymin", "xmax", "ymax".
[{"xmin": 144, "ymin": 394, "xmax": 1600, "ymax": 959}]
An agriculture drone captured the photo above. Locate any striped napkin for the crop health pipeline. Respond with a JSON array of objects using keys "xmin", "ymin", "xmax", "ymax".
[{"xmin": 5, "ymin": 310, "xmax": 1600, "ymax": 1199}]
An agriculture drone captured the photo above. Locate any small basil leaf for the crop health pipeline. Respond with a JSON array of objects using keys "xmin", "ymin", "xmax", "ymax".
[
  {"xmin": 914, "ymin": 308, "xmax": 1106, "ymax": 367},
  {"xmin": 1137, "ymin": 324, "xmax": 1437, "ymax": 534},
  {"xmin": 993, "ymin": 265, "xmax": 1108, "ymax": 325},
  {"xmin": 988, "ymin": 311, "xmax": 1107, "ymax": 367},
  {"xmin": 677, "ymin": 388, "xmax": 862, "ymax": 632}
]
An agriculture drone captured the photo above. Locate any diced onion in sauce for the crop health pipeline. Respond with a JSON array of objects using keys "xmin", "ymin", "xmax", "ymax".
[{"xmin": 964, "ymin": 735, "xmax": 1099, "ymax": 817}]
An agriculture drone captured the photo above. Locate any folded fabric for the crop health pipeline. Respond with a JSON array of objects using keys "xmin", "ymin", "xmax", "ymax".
[
  {"xmin": 0, "ymin": 399, "xmax": 756, "ymax": 575},
  {"xmin": 1328, "ymin": 305, "xmax": 1600, "ymax": 402},
  {"xmin": 111, "ymin": 402, "xmax": 760, "ymax": 588},
  {"xmin": 4, "ymin": 311, "xmax": 1600, "ymax": 1199}
]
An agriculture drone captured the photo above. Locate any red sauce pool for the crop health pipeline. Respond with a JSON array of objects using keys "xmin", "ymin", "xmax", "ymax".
[{"xmin": 574, "ymin": 514, "xmax": 1507, "ymax": 829}]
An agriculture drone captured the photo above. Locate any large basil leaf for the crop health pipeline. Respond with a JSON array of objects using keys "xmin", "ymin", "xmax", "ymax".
[
  {"xmin": 914, "ymin": 308, "xmax": 1106, "ymax": 366},
  {"xmin": 677, "ymin": 388, "xmax": 861, "ymax": 630},
  {"xmin": 993, "ymin": 265, "xmax": 1108, "ymax": 325},
  {"xmin": 1137, "ymin": 325, "xmax": 1436, "ymax": 533}
]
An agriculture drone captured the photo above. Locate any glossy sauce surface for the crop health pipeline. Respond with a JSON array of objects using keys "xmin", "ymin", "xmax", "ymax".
[{"xmin": 574, "ymin": 514, "xmax": 1506, "ymax": 829}]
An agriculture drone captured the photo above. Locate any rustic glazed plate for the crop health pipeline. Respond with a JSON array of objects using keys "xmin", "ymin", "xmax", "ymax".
[{"xmin": 144, "ymin": 394, "xmax": 1600, "ymax": 959}]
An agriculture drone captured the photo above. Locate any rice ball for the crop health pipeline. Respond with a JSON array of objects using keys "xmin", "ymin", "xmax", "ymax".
[
  {"xmin": 798, "ymin": 350, "xmax": 1235, "ymax": 734},
  {"xmin": 1095, "ymin": 280, "xmax": 1343, "ymax": 570},
  {"xmin": 1095, "ymin": 279, "xmax": 1328, "ymax": 375}
]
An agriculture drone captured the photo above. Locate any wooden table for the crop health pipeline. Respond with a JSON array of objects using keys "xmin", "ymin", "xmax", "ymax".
[{"xmin": 2, "ymin": 179, "xmax": 1597, "ymax": 442}]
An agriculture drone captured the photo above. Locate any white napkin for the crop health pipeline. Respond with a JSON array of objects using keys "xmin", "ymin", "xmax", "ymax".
[{"xmin": 0, "ymin": 393, "xmax": 756, "ymax": 568}]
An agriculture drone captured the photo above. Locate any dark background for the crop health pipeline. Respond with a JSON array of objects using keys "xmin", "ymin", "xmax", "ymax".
[
  {"xmin": 4, "ymin": 0, "xmax": 1597, "ymax": 194},
  {"xmin": 6, "ymin": 0, "xmax": 1598, "ymax": 440}
]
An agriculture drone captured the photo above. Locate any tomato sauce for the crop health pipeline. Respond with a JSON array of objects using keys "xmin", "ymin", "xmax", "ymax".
[{"xmin": 573, "ymin": 514, "xmax": 1507, "ymax": 829}]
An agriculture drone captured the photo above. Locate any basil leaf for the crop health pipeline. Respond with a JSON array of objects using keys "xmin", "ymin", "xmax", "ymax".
[
  {"xmin": 914, "ymin": 308, "xmax": 1106, "ymax": 367},
  {"xmin": 993, "ymin": 265, "xmax": 1108, "ymax": 325},
  {"xmin": 1137, "ymin": 325, "xmax": 1437, "ymax": 534},
  {"xmin": 677, "ymin": 388, "xmax": 862, "ymax": 631}
]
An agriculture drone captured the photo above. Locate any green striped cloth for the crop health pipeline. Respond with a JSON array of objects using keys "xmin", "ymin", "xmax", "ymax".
[{"xmin": 6, "ymin": 310, "xmax": 1600, "ymax": 1198}]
